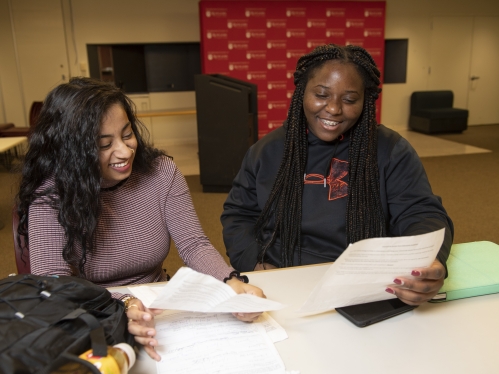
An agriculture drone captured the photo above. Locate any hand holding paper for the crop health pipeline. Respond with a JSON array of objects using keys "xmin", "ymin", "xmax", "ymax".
[
  {"xmin": 297, "ymin": 228, "xmax": 445, "ymax": 316},
  {"xmin": 129, "ymin": 267, "xmax": 285, "ymax": 313}
]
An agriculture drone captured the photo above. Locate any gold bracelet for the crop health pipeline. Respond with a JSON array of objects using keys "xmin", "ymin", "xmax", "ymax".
[{"xmin": 122, "ymin": 296, "xmax": 138, "ymax": 312}]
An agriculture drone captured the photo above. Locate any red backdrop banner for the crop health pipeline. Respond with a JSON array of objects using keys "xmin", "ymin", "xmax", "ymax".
[{"xmin": 199, "ymin": 1, "xmax": 386, "ymax": 138}]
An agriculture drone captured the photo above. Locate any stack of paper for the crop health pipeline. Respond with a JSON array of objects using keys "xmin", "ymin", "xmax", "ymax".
[
  {"xmin": 129, "ymin": 267, "xmax": 291, "ymax": 374},
  {"xmin": 153, "ymin": 311, "xmax": 287, "ymax": 374}
]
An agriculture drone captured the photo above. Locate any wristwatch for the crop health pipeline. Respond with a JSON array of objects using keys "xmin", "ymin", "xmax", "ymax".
[{"xmin": 122, "ymin": 296, "xmax": 138, "ymax": 312}]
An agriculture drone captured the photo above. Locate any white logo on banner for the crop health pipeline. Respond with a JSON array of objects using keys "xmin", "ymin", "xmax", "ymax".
[
  {"xmin": 286, "ymin": 8, "xmax": 306, "ymax": 17},
  {"xmin": 364, "ymin": 9, "xmax": 384, "ymax": 17},
  {"xmin": 266, "ymin": 19, "xmax": 286, "ymax": 28},
  {"xmin": 268, "ymin": 101, "xmax": 287, "ymax": 110},
  {"xmin": 247, "ymin": 72, "xmax": 267, "ymax": 80},
  {"xmin": 246, "ymin": 51, "xmax": 266, "ymax": 60},
  {"xmin": 245, "ymin": 8, "xmax": 266, "ymax": 17},
  {"xmin": 246, "ymin": 30, "xmax": 266, "ymax": 39},
  {"xmin": 326, "ymin": 29, "xmax": 345, "ymax": 38},
  {"xmin": 307, "ymin": 19, "xmax": 326, "ymax": 28},
  {"xmin": 228, "ymin": 20, "xmax": 248, "ymax": 29},
  {"xmin": 207, "ymin": 30, "xmax": 228, "ymax": 39},
  {"xmin": 267, "ymin": 81, "xmax": 287, "ymax": 90},
  {"xmin": 346, "ymin": 19, "xmax": 364, "ymax": 28},
  {"xmin": 207, "ymin": 52, "xmax": 228, "ymax": 61},
  {"xmin": 267, "ymin": 41, "xmax": 287, "ymax": 49},
  {"xmin": 346, "ymin": 39, "xmax": 364, "ymax": 47},
  {"xmin": 286, "ymin": 50, "xmax": 305, "ymax": 59},
  {"xmin": 228, "ymin": 41, "xmax": 249, "ymax": 50},
  {"xmin": 363, "ymin": 29, "xmax": 383, "ymax": 37},
  {"xmin": 205, "ymin": 8, "xmax": 227, "ymax": 18},
  {"xmin": 267, "ymin": 62, "xmax": 286, "ymax": 70},
  {"xmin": 307, "ymin": 40, "xmax": 326, "ymax": 49},
  {"xmin": 286, "ymin": 30, "xmax": 306, "ymax": 38},
  {"xmin": 269, "ymin": 121, "xmax": 284, "ymax": 129},
  {"xmin": 326, "ymin": 9, "xmax": 345, "ymax": 17}
]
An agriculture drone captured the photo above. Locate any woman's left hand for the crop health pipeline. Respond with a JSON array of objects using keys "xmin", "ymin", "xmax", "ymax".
[
  {"xmin": 125, "ymin": 298, "xmax": 163, "ymax": 361},
  {"xmin": 386, "ymin": 259, "xmax": 445, "ymax": 305},
  {"xmin": 226, "ymin": 278, "xmax": 266, "ymax": 322}
]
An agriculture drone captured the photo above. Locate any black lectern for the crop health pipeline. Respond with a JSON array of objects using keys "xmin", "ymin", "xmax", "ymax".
[{"xmin": 194, "ymin": 74, "xmax": 258, "ymax": 192}]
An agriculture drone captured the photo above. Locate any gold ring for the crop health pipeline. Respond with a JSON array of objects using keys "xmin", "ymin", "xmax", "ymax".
[{"xmin": 125, "ymin": 304, "xmax": 139, "ymax": 312}]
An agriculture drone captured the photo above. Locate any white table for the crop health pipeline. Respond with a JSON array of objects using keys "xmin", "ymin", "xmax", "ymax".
[
  {"xmin": 0, "ymin": 136, "xmax": 27, "ymax": 153},
  {"xmin": 0, "ymin": 136, "xmax": 27, "ymax": 170},
  {"xmin": 114, "ymin": 264, "xmax": 499, "ymax": 374}
]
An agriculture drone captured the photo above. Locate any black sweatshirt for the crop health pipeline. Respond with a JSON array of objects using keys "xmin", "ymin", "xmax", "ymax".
[{"xmin": 221, "ymin": 125, "xmax": 454, "ymax": 272}]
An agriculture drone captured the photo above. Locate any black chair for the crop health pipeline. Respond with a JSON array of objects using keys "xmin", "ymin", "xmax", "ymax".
[{"xmin": 409, "ymin": 91, "xmax": 468, "ymax": 134}]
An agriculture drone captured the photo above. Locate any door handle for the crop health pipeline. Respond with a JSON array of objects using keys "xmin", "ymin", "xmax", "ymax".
[{"xmin": 470, "ymin": 76, "xmax": 480, "ymax": 81}]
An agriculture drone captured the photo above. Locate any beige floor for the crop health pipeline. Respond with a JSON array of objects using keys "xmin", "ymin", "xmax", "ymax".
[{"xmin": 157, "ymin": 129, "xmax": 491, "ymax": 177}]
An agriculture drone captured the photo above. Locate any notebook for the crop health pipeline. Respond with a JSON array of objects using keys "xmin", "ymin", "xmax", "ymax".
[{"xmin": 430, "ymin": 241, "xmax": 499, "ymax": 303}]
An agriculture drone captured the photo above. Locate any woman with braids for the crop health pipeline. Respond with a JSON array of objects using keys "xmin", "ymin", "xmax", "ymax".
[
  {"xmin": 222, "ymin": 44, "xmax": 453, "ymax": 305},
  {"xmin": 16, "ymin": 77, "xmax": 264, "ymax": 361}
]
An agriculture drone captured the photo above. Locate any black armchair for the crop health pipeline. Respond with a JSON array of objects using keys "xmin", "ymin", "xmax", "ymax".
[{"xmin": 409, "ymin": 91, "xmax": 468, "ymax": 134}]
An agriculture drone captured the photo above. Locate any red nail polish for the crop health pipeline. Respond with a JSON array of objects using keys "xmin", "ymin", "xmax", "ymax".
[
  {"xmin": 411, "ymin": 270, "xmax": 421, "ymax": 276},
  {"xmin": 385, "ymin": 288, "xmax": 395, "ymax": 294},
  {"xmin": 393, "ymin": 278, "xmax": 402, "ymax": 285}
]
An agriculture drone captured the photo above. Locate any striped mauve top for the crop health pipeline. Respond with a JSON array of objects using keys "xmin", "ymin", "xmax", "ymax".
[{"xmin": 28, "ymin": 156, "xmax": 233, "ymax": 296}]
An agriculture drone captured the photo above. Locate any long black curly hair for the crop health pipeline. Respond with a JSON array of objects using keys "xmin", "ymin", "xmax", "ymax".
[
  {"xmin": 16, "ymin": 77, "xmax": 165, "ymax": 275},
  {"xmin": 254, "ymin": 44, "xmax": 387, "ymax": 267}
]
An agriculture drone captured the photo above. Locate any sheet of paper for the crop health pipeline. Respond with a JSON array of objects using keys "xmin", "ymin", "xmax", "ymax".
[
  {"xmin": 129, "ymin": 267, "xmax": 286, "ymax": 312},
  {"xmin": 258, "ymin": 312, "xmax": 288, "ymax": 343},
  {"xmin": 297, "ymin": 228, "xmax": 446, "ymax": 315},
  {"xmin": 154, "ymin": 310, "xmax": 286, "ymax": 374}
]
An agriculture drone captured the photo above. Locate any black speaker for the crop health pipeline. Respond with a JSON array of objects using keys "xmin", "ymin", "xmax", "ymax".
[{"xmin": 195, "ymin": 74, "xmax": 258, "ymax": 192}]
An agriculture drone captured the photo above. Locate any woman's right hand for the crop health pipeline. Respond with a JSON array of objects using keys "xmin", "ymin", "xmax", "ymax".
[
  {"xmin": 125, "ymin": 298, "xmax": 163, "ymax": 361},
  {"xmin": 254, "ymin": 262, "xmax": 277, "ymax": 271}
]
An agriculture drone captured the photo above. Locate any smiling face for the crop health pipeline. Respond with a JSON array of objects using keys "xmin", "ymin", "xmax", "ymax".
[
  {"xmin": 98, "ymin": 103, "xmax": 137, "ymax": 185},
  {"xmin": 303, "ymin": 60, "xmax": 365, "ymax": 142}
]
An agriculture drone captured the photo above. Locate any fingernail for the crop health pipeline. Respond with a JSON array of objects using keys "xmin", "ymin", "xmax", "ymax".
[
  {"xmin": 411, "ymin": 270, "xmax": 421, "ymax": 276},
  {"xmin": 393, "ymin": 278, "xmax": 404, "ymax": 285},
  {"xmin": 385, "ymin": 287, "xmax": 395, "ymax": 294},
  {"xmin": 147, "ymin": 330, "xmax": 155, "ymax": 336},
  {"xmin": 149, "ymin": 341, "xmax": 156, "ymax": 346}
]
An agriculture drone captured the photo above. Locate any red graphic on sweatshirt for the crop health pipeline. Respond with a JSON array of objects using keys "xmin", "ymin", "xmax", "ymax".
[{"xmin": 304, "ymin": 158, "xmax": 348, "ymax": 200}]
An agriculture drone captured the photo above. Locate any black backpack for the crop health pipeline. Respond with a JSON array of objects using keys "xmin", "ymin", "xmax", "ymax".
[{"xmin": 0, "ymin": 274, "xmax": 134, "ymax": 374}]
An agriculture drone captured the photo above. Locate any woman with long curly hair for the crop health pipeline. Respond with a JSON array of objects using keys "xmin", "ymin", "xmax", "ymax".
[
  {"xmin": 16, "ymin": 77, "xmax": 264, "ymax": 361},
  {"xmin": 222, "ymin": 44, "xmax": 454, "ymax": 305}
]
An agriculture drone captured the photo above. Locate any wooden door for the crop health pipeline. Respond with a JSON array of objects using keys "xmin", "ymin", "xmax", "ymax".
[
  {"xmin": 467, "ymin": 17, "xmax": 499, "ymax": 125},
  {"xmin": 429, "ymin": 16, "xmax": 499, "ymax": 126}
]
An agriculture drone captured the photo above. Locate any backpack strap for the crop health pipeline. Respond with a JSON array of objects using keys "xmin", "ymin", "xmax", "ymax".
[{"xmin": 62, "ymin": 308, "xmax": 108, "ymax": 357}]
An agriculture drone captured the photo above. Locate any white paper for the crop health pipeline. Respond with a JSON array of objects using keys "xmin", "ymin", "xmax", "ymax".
[
  {"xmin": 297, "ymin": 228, "xmax": 446, "ymax": 315},
  {"xmin": 129, "ymin": 267, "xmax": 286, "ymax": 312},
  {"xmin": 154, "ymin": 310, "xmax": 286, "ymax": 374},
  {"xmin": 257, "ymin": 312, "xmax": 288, "ymax": 343}
]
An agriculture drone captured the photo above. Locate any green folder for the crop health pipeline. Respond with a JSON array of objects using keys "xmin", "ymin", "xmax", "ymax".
[{"xmin": 430, "ymin": 241, "xmax": 499, "ymax": 303}]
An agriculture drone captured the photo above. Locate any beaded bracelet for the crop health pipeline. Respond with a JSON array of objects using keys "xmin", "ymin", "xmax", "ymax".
[{"xmin": 223, "ymin": 271, "xmax": 249, "ymax": 284}]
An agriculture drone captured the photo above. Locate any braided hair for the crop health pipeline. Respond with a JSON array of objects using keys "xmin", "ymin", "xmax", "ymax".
[
  {"xmin": 16, "ymin": 77, "xmax": 165, "ymax": 275},
  {"xmin": 254, "ymin": 44, "xmax": 386, "ymax": 268}
]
